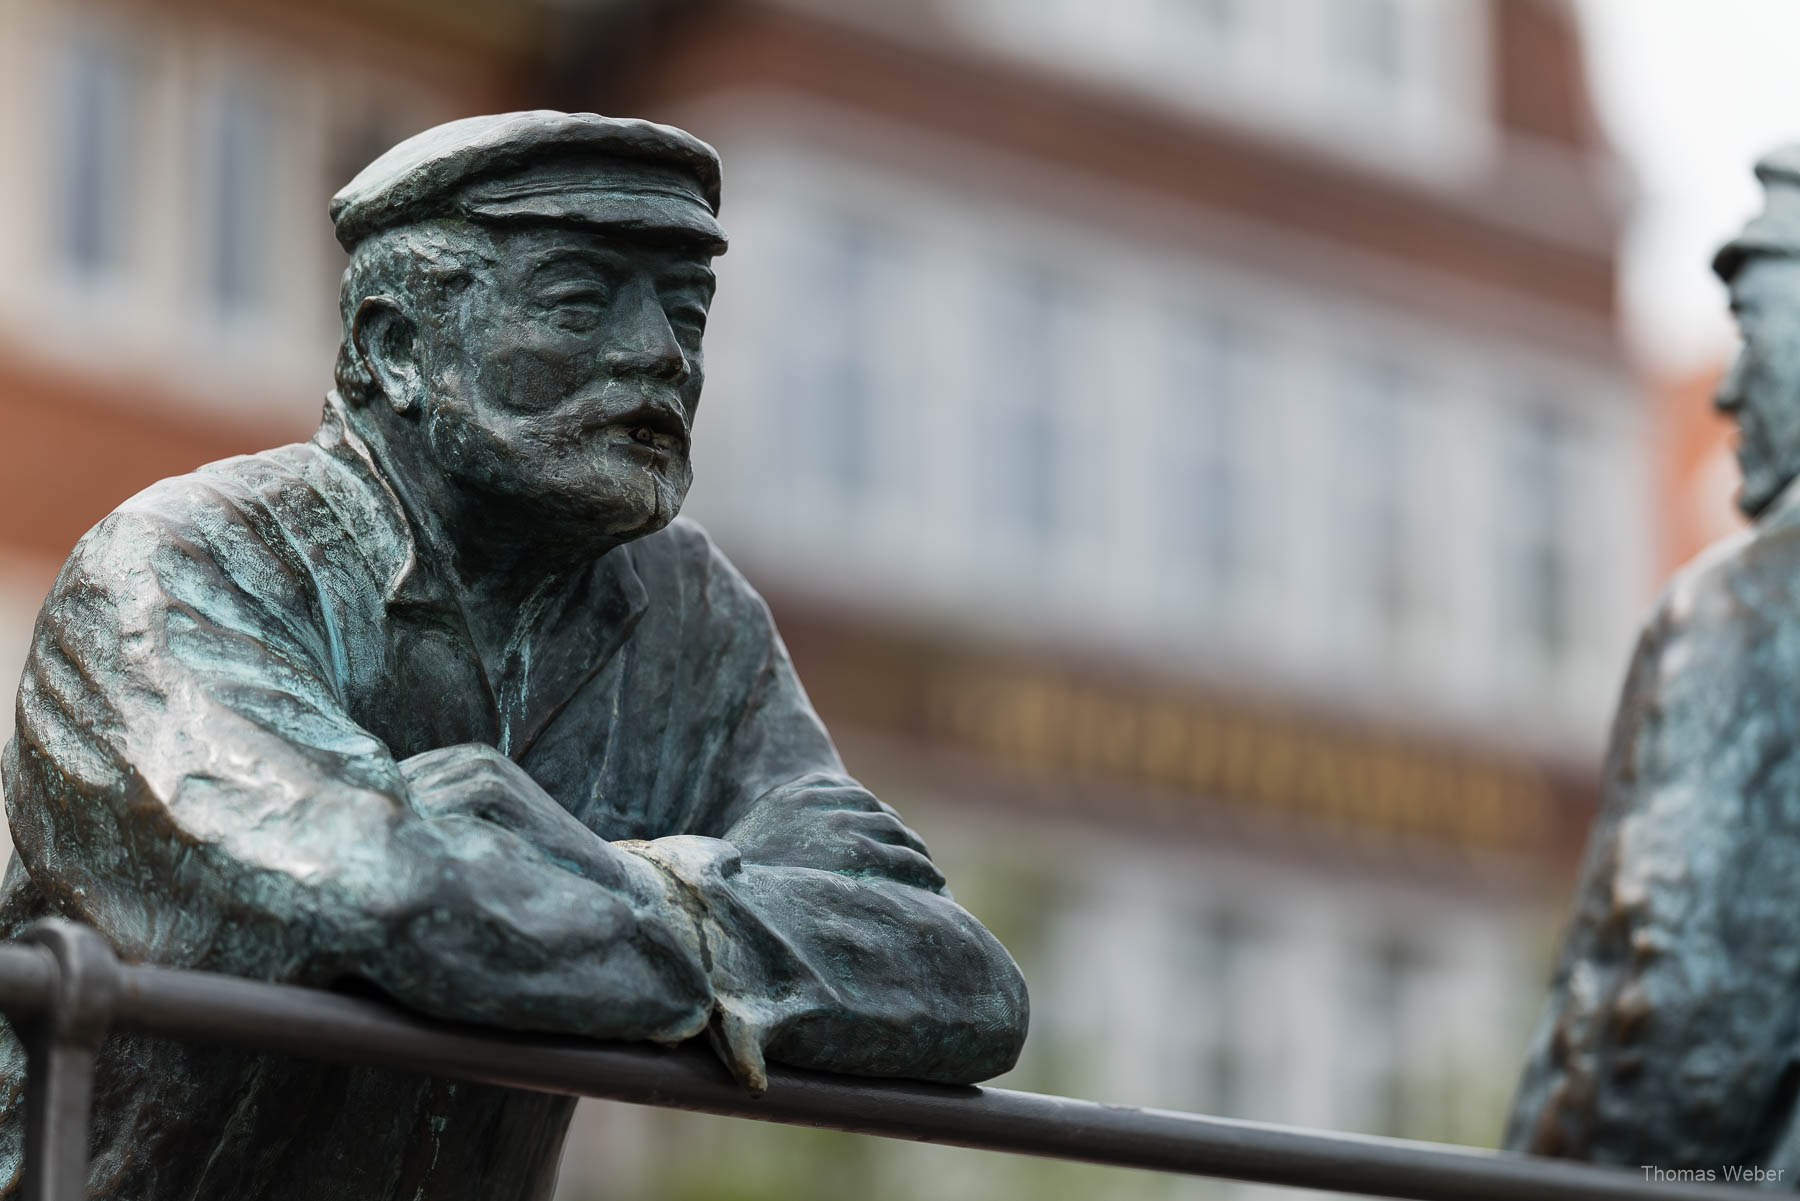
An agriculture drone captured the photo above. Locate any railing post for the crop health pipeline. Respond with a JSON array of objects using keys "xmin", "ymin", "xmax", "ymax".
[{"xmin": 17, "ymin": 921, "xmax": 118, "ymax": 1201}]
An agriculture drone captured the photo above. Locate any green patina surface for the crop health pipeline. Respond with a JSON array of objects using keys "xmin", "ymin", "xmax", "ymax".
[{"xmin": 0, "ymin": 112, "xmax": 1026, "ymax": 1201}]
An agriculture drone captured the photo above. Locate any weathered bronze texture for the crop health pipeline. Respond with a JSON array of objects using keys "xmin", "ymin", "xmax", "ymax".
[
  {"xmin": 0, "ymin": 111, "xmax": 1027, "ymax": 1200},
  {"xmin": 1505, "ymin": 147, "xmax": 1800, "ymax": 1178}
]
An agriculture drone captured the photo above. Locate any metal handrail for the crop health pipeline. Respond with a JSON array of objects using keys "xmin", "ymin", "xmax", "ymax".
[{"xmin": 0, "ymin": 921, "xmax": 1752, "ymax": 1201}]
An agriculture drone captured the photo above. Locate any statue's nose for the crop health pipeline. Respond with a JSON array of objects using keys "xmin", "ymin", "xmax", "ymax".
[{"xmin": 605, "ymin": 276, "xmax": 690, "ymax": 383}]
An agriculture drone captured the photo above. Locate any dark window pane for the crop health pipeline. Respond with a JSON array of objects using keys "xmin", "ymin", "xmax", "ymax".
[
  {"xmin": 212, "ymin": 82, "xmax": 273, "ymax": 312},
  {"xmin": 1333, "ymin": 0, "xmax": 1405, "ymax": 89},
  {"xmin": 780, "ymin": 218, "xmax": 885, "ymax": 503},
  {"xmin": 987, "ymin": 272, "xmax": 1066, "ymax": 546},
  {"xmin": 1339, "ymin": 361, "xmax": 1417, "ymax": 637},
  {"xmin": 1505, "ymin": 410, "xmax": 1571, "ymax": 659},
  {"xmin": 1164, "ymin": 317, "xmax": 1244, "ymax": 591},
  {"xmin": 57, "ymin": 34, "xmax": 134, "ymax": 278}
]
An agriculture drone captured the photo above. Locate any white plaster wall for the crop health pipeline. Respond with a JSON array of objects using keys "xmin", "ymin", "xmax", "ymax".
[
  {"xmin": 939, "ymin": 0, "xmax": 1497, "ymax": 189},
  {"xmin": 683, "ymin": 107, "xmax": 1650, "ymax": 767}
]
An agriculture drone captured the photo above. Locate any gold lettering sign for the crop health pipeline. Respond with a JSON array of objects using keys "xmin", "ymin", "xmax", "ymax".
[{"xmin": 922, "ymin": 666, "xmax": 1556, "ymax": 855}]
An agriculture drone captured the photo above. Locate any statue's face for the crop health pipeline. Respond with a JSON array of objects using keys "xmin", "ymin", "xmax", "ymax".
[
  {"xmin": 416, "ymin": 223, "xmax": 714, "ymax": 546},
  {"xmin": 1719, "ymin": 255, "xmax": 1800, "ymax": 518}
]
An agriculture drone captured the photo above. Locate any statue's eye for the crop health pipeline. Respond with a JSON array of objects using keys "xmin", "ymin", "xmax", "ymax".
[
  {"xmin": 542, "ymin": 283, "xmax": 609, "ymax": 309},
  {"xmin": 538, "ymin": 283, "xmax": 609, "ymax": 330}
]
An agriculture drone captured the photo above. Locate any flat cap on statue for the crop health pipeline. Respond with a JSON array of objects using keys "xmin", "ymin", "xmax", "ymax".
[
  {"xmin": 329, "ymin": 110, "xmax": 727, "ymax": 253},
  {"xmin": 1714, "ymin": 143, "xmax": 1800, "ymax": 280}
]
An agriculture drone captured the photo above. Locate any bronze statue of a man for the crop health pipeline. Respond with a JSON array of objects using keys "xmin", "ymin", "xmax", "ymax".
[
  {"xmin": 0, "ymin": 111, "xmax": 1028, "ymax": 1200},
  {"xmin": 1504, "ymin": 147, "xmax": 1800, "ymax": 1176}
]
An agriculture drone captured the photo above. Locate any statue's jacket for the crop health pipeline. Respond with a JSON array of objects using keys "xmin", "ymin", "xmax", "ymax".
[
  {"xmin": 1504, "ymin": 478, "xmax": 1800, "ymax": 1176},
  {"xmin": 0, "ymin": 395, "xmax": 1028, "ymax": 1200}
]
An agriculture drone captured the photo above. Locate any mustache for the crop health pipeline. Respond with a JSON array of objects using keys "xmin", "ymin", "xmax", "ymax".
[{"xmin": 554, "ymin": 385, "xmax": 692, "ymax": 450}]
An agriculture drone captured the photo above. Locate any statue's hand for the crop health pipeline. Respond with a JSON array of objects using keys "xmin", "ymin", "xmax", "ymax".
[
  {"xmin": 399, "ymin": 743, "xmax": 659, "ymax": 898},
  {"xmin": 729, "ymin": 783, "xmax": 946, "ymax": 892},
  {"xmin": 400, "ymin": 743, "xmax": 554, "ymax": 821},
  {"xmin": 818, "ymin": 807, "xmax": 946, "ymax": 891},
  {"xmin": 376, "ymin": 744, "xmax": 715, "ymax": 1041}
]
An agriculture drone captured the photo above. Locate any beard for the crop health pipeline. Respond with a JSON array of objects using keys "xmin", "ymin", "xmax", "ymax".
[
  {"xmin": 421, "ymin": 383, "xmax": 695, "ymax": 555},
  {"xmin": 1737, "ymin": 448, "xmax": 1787, "ymax": 519}
]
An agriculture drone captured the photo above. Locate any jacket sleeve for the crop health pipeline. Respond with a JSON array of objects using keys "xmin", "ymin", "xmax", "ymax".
[
  {"xmin": 1503, "ymin": 557, "xmax": 1800, "ymax": 1169},
  {"xmin": 2, "ymin": 485, "xmax": 714, "ymax": 1046},
  {"xmin": 630, "ymin": 531, "xmax": 1029, "ymax": 1090}
]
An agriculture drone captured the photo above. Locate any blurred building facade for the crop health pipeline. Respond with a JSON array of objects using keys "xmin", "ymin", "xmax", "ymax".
[{"xmin": 0, "ymin": 2, "xmax": 1648, "ymax": 1199}]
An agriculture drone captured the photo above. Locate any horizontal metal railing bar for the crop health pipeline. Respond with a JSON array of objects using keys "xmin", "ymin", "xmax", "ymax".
[{"xmin": 0, "ymin": 944, "xmax": 1751, "ymax": 1201}]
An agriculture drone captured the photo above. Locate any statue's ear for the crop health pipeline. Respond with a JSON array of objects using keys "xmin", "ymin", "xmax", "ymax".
[{"xmin": 352, "ymin": 295, "xmax": 424, "ymax": 416}]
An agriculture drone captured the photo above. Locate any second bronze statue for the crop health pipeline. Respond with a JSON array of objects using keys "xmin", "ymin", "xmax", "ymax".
[{"xmin": 1506, "ymin": 146, "xmax": 1800, "ymax": 1181}]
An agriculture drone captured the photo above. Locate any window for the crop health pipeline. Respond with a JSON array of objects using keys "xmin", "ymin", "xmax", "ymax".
[
  {"xmin": 779, "ymin": 218, "xmax": 886, "ymax": 504},
  {"xmin": 1163, "ymin": 316, "xmax": 1247, "ymax": 596},
  {"xmin": 1185, "ymin": 908, "xmax": 1251, "ymax": 1115},
  {"xmin": 1350, "ymin": 934, "xmax": 1429, "ymax": 1136},
  {"xmin": 1330, "ymin": 0, "xmax": 1406, "ymax": 93},
  {"xmin": 54, "ymin": 30, "xmax": 137, "ymax": 280},
  {"xmin": 1338, "ymin": 360, "xmax": 1418, "ymax": 641},
  {"xmin": 1502, "ymin": 411, "xmax": 1571, "ymax": 662},
  {"xmin": 1160, "ymin": 0, "xmax": 1244, "ymax": 54},
  {"xmin": 952, "ymin": 0, "xmax": 1484, "ymax": 179},
  {"xmin": 209, "ymin": 78, "xmax": 276, "ymax": 315},
  {"xmin": 984, "ymin": 272, "xmax": 1067, "ymax": 549},
  {"xmin": 1166, "ymin": 906, "xmax": 1287, "ymax": 1121}
]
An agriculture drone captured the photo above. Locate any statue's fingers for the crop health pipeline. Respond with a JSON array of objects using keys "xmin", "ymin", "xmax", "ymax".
[
  {"xmin": 834, "ymin": 809, "xmax": 932, "ymax": 857},
  {"xmin": 396, "ymin": 744, "xmax": 468, "ymax": 784},
  {"xmin": 846, "ymin": 833, "xmax": 946, "ymax": 891}
]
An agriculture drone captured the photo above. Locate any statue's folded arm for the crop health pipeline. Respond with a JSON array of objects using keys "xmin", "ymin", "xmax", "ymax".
[{"xmin": 4, "ymin": 502, "xmax": 716, "ymax": 1047}]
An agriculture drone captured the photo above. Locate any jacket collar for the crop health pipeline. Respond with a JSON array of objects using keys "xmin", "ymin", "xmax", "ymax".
[
  {"xmin": 313, "ymin": 391, "xmax": 457, "ymax": 615},
  {"xmin": 311, "ymin": 392, "xmax": 649, "ymax": 758}
]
